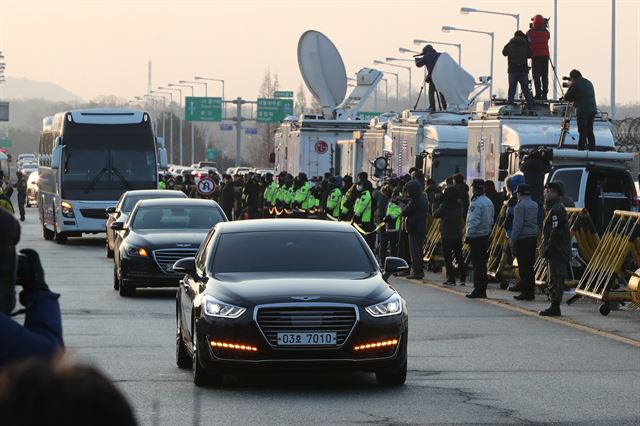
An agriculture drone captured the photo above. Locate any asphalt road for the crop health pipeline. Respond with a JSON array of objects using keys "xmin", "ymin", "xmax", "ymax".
[{"xmin": 14, "ymin": 208, "xmax": 640, "ymax": 425}]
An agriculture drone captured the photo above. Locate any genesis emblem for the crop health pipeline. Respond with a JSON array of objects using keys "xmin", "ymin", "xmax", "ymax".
[{"xmin": 290, "ymin": 296, "xmax": 321, "ymax": 301}]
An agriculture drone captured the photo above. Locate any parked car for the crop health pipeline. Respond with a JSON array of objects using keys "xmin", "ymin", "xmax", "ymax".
[
  {"xmin": 112, "ymin": 198, "xmax": 227, "ymax": 296},
  {"xmin": 105, "ymin": 189, "xmax": 187, "ymax": 258},
  {"xmin": 19, "ymin": 162, "xmax": 38, "ymax": 176},
  {"xmin": 26, "ymin": 171, "xmax": 39, "ymax": 207}
]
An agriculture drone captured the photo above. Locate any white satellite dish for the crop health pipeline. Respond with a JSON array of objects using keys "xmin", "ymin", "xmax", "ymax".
[{"xmin": 297, "ymin": 30, "xmax": 348, "ymax": 115}]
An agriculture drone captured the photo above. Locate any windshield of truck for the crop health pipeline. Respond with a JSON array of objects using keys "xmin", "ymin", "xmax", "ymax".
[{"xmin": 432, "ymin": 155, "xmax": 467, "ymax": 183}]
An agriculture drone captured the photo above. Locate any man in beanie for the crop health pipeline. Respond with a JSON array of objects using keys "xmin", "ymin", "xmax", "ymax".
[
  {"xmin": 539, "ymin": 182, "xmax": 571, "ymax": 316},
  {"xmin": 509, "ymin": 183, "xmax": 539, "ymax": 301},
  {"xmin": 465, "ymin": 179, "xmax": 494, "ymax": 299},
  {"xmin": 502, "ymin": 30, "xmax": 535, "ymax": 110},
  {"xmin": 563, "ymin": 69, "xmax": 597, "ymax": 151}
]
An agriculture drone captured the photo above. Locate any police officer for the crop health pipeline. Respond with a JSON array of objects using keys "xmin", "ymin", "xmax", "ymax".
[
  {"xmin": 157, "ymin": 173, "xmax": 166, "ymax": 190},
  {"xmin": 13, "ymin": 171, "xmax": 27, "ymax": 221},
  {"xmin": 325, "ymin": 177, "xmax": 343, "ymax": 220},
  {"xmin": 293, "ymin": 173, "xmax": 311, "ymax": 217},
  {"xmin": 539, "ymin": 182, "xmax": 571, "ymax": 316},
  {"xmin": 509, "ymin": 184, "xmax": 539, "ymax": 301},
  {"xmin": 353, "ymin": 173, "xmax": 375, "ymax": 250},
  {"xmin": 465, "ymin": 179, "xmax": 494, "ymax": 299},
  {"xmin": 263, "ymin": 173, "xmax": 276, "ymax": 217}
]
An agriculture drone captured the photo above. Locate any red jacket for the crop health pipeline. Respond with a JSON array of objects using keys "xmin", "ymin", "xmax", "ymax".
[{"xmin": 527, "ymin": 15, "xmax": 550, "ymax": 58}]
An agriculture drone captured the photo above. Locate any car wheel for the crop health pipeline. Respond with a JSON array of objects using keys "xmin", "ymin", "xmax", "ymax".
[
  {"xmin": 192, "ymin": 327, "xmax": 223, "ymax": 387},
  {"xmin": 176, "ymin": 312, "xmax": 192, "ymax": 369},
  {"xmin": 118, "ymin": 278, "xmax": 136, "ymax": 297},
  {"xmin": 375, "ymin": 357, "xmax": 407, "ymax": 386}
]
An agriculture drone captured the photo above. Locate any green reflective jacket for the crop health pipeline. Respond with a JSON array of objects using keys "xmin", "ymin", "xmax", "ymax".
[
  {"xmin": 386, "ymin": 202, "xmax": 402, "ymax": 231},
  {"xmin": 326, "ymin": 188, "xmax": 342, "ymax": 217},
  {"xmin": 354, "ymin": 189, "xmax": 372, "ymax": 223}
]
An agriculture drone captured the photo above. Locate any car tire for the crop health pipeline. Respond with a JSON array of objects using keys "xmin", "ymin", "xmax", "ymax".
[
  {"xmin": 118, "ymin": 278, "xmax": 136, "ymax": 297},
  {"xmin": 375, "ymin": 337, "xmax": 408, "ymax": 386},
  {"xmin": 176, "ymin": 313, "xmax": 192, "ymax": 369},
  {"xmin": 192, "ymin": 328, "xmax": 223, "ymax": 387}
]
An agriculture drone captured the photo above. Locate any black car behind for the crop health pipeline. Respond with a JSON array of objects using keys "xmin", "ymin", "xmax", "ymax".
[
  {"xmin": 113, "ymin": 198, "xmax": 227, "ymax": 297},
  {"xmin": 174, "ymin": 219, "xmax": 409, "ymax": 387}
]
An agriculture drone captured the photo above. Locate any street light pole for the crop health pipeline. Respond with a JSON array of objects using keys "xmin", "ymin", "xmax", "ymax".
[
  {"xmin": 460, "ymin": 6, "xmax": 519, "ymax": 31},
  {"xmin": 611, "ymin": 0, "xmax": 616, "ymax": 120},
  {"xmin": 164, "ymin": 86, "xmax": 184, "ymax": 165},
  {"xmin": 374, "ymin": 60, "xmax": 412, "ymax": 108},
  {"xmin": 171, "ymin": 83, "xmax": 195, "ymax": 165},
  {"xmin": 152, "ymin": 90, "xmax": 174, "ymax": 164},
  {"xmin": 553, "ymin": 0, "xmax": 558, "ymax": 99},
  {"xmin": 182, "ymin": 80, "xmax": 212, "ymax": 163},
  {"xmin": 442, "ymin": 26, "xmax": 494, "ymax": 98}
]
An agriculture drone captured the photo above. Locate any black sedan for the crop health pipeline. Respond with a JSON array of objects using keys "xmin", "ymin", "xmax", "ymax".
[
  {"xmin": 112, "ymin": 198, "xmax": 227, "ymax": 297},
  {"xmin": 174, "ymin": 219, "xmax": 409, "ymax": 387},
  {"xmin": 106, "ymin": 189, "xmax": 187, "ymax": 258}
]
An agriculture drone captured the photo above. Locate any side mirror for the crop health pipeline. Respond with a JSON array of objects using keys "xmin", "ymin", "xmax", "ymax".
[
  {"xmin": 51, "ymin": 145, "xmax": 63, "ymax": 170},
  {"xmin": 110, "ymin": 222, "xmax": 124, "ymax": 230},
  {"xmin": 269, "ymin": 153, "xmax": 276, "ymax": 164},
  {"xmin": 382, "ymin": 257, "xmax": 409, "ymax": 281},
  {"xmin": 499, "ymin": 152, "xmax": 509, "ymax": 170},
  {"xmin": 498, "ymin": 170, "xmax": 508, "ymax": 182},
  {"xmin": 158, "ymin": 147, "xmax": 168, "ymax": 169},
  {"xmin": 106, "ymin": 206, "xmax": 117, "ymax": 214},
  {"xmin": 414, "ymin": 155, "xmax": 424, "ymax": 171},
  {"xmin": 173, "ymin": 257, "xmax": 196, "ymax": 274}
]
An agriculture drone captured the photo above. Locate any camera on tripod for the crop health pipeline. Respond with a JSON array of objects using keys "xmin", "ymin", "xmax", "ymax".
[
  {"xmin": 561, "ymin": 76, "xmax": 572, "ymax": 89},
  {"xmin": 529, "ymin": 16, "xmax": 550, "ymax": 29}
]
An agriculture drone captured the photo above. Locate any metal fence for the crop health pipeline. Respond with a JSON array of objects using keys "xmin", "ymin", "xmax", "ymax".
[{"xmin": 614, "ymin": 118, "xmax": 640, "ymax": 177}]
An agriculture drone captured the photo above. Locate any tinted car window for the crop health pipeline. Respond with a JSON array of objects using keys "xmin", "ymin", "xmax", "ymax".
[
  {"xmin": 132, "ymin": 206, "xmax": 224, "ymax": 230},
  {"xmin": 211, "ymin": 231, "xmax": 375, "ymax": 273},
  {"xmin": 123, "ymin": 192, "xmax": 184, "ymax": 212},
  {"xmin": 550, "ymin": 169, "xmax": 583, "ymax": 204}
]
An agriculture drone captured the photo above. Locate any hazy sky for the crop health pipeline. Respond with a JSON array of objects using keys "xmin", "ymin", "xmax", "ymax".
[{"xmin": 1, "ymin": 0, "xmax": 639, "ymax": 106}]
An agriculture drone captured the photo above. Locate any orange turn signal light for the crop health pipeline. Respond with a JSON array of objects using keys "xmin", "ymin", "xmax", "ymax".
[
  {"xmin": 138, "ymin": 248, "xmax": 149, "ymax": 257},
  {"xmin": 353, "ymin": 339, "xmax": 399, "ymax": 351},
  {"xmin": 210, "ymin": 340, "xmax": 258, "ymax": 352}
]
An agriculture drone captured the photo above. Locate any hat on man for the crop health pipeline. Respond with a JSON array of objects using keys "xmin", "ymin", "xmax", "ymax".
[
  {"xmin": 516, "ymin": 183, "xmax": 531, "ymax": 195},
  {"xmin": 544, "ymin": 182, "xmax": 563, "ymax": 195}
]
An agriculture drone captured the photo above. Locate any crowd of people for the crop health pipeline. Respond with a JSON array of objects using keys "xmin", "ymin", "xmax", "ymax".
[{"xmin": 0, "ymin": 170, "xmax": 28, "ymax": 221}]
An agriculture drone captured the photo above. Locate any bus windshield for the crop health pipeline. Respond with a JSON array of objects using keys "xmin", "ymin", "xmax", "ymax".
[{"xmin": 61, "ymin": 122, "xmax": 156, "ymax": 200}]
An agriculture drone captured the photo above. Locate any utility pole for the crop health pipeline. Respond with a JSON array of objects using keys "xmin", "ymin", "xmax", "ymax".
[
  {"xmin": 610, "ymin": 0, "xmax": 616, "ymax": 120},
  {"xmin": 222, "ymin": 97, "xmax": 257, "ymax": 167}
]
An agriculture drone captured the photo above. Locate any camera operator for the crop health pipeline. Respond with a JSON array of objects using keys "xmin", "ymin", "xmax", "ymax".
[
  {"xmin": 0, "ymin": 208, "xmax": 64, "ymax": 366},
  {"xmin": 526, "ymin": 15, "xmax": 551, "ymax": 100},
  {"xmin": 563, "ymin": 69, "xmax": 597, "ymax": 151},
  {"xmin": 414, "ymin": 45, "xmax": 447, "ymax": 112}
]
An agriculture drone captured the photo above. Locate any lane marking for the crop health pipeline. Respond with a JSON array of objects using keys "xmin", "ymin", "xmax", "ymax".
[{"xmin": 401, "ymin": 278, "xmax": 640, "ymax": 348}]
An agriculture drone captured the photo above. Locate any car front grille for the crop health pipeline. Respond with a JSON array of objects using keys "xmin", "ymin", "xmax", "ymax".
[
  {"xmin": 255, "ymin": 305, "xmax": 358, "ymax": 347},
  {"xmin": 80, "ymin": 209, "xmax": 108, "ymax": 219},
  {"xmin": 153, "ymin": 248, "xmax": 199, "ymax": 274}
]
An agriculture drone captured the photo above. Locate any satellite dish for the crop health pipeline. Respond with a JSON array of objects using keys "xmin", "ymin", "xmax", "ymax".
[{"xmin": 297, "ymin": 31, "xmax": 348, "ymax": 113}]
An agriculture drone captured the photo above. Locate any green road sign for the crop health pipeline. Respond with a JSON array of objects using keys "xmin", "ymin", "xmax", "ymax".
[
  {"xmin": 274, "ymin": 91, "xmax": 293, "ymax": 98},
  {"xmin": 185, "ymin": 97, "xmax": 222, "ymax": 122},
  {"xmin": 257, "ymin": 98, "xmax": 294, "ymax": 123},
  {"xmin": 356, "ymin": 111, "xmax": 382, "ymax": 122},
  {"xmin": 0, "ymin": 138, "xmax": 12, "ymax": 148},
  {"xmin": 206, "ymin": 148, "xmax": 217, "ymax": 160}
]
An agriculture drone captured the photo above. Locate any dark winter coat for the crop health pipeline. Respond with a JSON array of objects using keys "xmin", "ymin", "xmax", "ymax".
[
  {"xmin": 432, "ymin": 200, "xmax": 463, "ymax": 240},
  {"xmin": 401, "ymin": 180, "xmax": 429, "ymax": 235},
  {"xmin": 564, "ymin": 76, "xmax": 597, "ymax": 115},
  {"xmin": 221, "ymin": 182, "xmax": 235, "ymax": 212},
  {"xmin": 415, "ymin": 48, "xmax": 440, "ymax": 75},
  {"xmin": 541, "ymin": 199, "xmax": 571, "ymax": 262},
  {"xmin": 502, "ymin": 34, "xmax": 532, "ymax": 73}
]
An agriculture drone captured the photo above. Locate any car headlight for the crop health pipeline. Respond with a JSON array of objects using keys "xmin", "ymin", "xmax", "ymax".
[
  {"xmin": 61, "ymin": 201, "xmax": 75, "ymax": 218},
  {"xmin": 123, "ymin": 244, "xmax": 149, "ymax": 257},
  {"xmin": 365, "ymin": 293, "xmax": 403, "ymax": 317},
  {"xmin": 202, "ymin": 294, "xmax": 246, "ymax": 319}
]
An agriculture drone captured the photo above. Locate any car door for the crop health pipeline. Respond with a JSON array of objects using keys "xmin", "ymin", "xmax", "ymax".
[{"xmin": 107, "ymin": 196, "xmax": 124, "ymax": 250}]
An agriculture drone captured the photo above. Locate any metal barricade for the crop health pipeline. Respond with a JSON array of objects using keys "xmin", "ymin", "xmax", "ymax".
[
  {"xmin": 535, "ymin": 207, "xmax": 601, "ymax": 290},
  {"xmin": 423, "ymin": 218, "xmax": 443, "ymax": 272},
  {"xmin": 486, "ymin": 205, "xmax": 513, "ymax": 287},
  {"xmin": 568, "ymin": 210, "xmax": 640, "ymax": 315}
]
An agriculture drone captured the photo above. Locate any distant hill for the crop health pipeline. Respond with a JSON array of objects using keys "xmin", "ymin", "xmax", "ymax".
[{"xmin": 0, "ymin": 77, "xmax": 83, "ymax": 102}]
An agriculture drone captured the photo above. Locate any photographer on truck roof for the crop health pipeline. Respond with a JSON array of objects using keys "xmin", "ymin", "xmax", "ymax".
[{"xmin": 563, "ymin": 69, "xmax": 598, "ymax": 151}]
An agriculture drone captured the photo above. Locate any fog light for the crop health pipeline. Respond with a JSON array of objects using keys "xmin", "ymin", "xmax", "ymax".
[
  {"xmin": 210, "ymin": 340, "xmax": 258, "ymax": 352},
  {"xmin": 353, "ymin": 339, "xmax": 399, "ymax": 351}
]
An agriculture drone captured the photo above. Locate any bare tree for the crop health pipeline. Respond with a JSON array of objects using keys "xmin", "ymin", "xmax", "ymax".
[
  {"xmin": 295, "ymin": 84, "xmax": 307, "ymax": 116},
  {"xmin": 252, "ymin": 70, "xmax": 280, "ymax": 166}
]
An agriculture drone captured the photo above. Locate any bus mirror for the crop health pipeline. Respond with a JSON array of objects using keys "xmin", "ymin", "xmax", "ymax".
[
  {"xmin": 158, "ymin": 147, "xmax": 168, "ymax": 169},
  {"xmin": 54, "ymin": 136, "xmax": 63, "ymax": 147},
  {"xmin": 51, "ymin": 146, "xmax": 63, "ymax": 169},
  {"xmin": 414, "ymin": 155, "xmax": 424, "ymax": 171},
  {"xmin": 499, "ymin": 152, "xmax": 509, "ymax": 170},
  {"xmin": 156, "ymin": 136, "xmax": 165, "ymax": 147}
]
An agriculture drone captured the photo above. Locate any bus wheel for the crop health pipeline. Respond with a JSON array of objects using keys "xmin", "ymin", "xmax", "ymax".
[{"xmin": 54, "ymin": 228, "xmax": 68, "ymax": 244}]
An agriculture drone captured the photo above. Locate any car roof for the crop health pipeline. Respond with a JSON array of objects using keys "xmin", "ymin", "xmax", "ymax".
[
  {"xmin": 216, "ymin": 218, "xmax": 356, "ymax": 234},
  {"xmin": 135, "ymin": 198, "xmax": 221, "ymax": 208}
]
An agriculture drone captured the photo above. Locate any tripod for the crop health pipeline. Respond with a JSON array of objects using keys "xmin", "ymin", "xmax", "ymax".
[{"xmin": 413, "ymin": 73, "xmax": 444, "ymax": 111}]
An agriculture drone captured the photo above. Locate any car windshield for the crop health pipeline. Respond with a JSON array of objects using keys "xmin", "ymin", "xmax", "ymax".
[
  {"xmin": 132, "ymin": 206, "xmax": 224, "ymax": 230},
  {"xmin": 122, "ymin": 193, "xmax": 184, "ymax": 213},
  {"xmin": 211, "ymin": 231, "xmax": 375, "ymax": 273}
]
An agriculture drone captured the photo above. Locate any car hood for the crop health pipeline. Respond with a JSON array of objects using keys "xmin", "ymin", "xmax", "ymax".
[
  {"xmin": 206, "ymin": 272, "xmax": 394, "ymax": 305},
  {"xmin": 124, "ymin": 229, "xmax": 208, "ymax": 249}
]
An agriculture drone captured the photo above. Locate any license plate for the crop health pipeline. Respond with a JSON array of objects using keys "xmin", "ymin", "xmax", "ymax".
[{"xmin": 276, "ymin": 332, "xmax": 337, "ymax": 346}]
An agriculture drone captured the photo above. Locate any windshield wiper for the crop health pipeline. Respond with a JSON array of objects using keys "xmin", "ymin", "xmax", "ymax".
[
  {"xmin": 83, "ymin": 168, "xmax": 109, "ymax": 194},
  {"xmin": 111, "ymin": 168, "xmax": 133, "ymax": 190}
]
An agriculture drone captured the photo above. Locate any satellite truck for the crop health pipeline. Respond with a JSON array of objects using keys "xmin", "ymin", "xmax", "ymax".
[
  {"xmin": 467, "ymin": 101, "xmax": 637, "ymax": 232},
  {"xmin": 274, "ymin": 31, "xmax": 383, "ymax": 178}
]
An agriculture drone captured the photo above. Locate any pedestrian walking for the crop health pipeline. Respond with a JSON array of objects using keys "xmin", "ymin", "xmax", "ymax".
[
  {"xmin": 502, "ymin": 31, "xmax": 535, "ymax": 110},
  {"xmin": 563, "ymin": 69, "xmax": 598, "ymax": 151},
  {"xmin": 13, "ymin": 171, "xmax": 27, "ymax": 221},
  {"xmin": 401, "ymin": 180, "xmax": 428, "ymax": 279},
  {"xmin": 539, "ymin": 182, "xmax": 571, "ymax": 316},
  {"xmin": 527, "ymin": 14, "xmax": 551, "ymax": 100},
  {"xmin": 509, "ymin": 184, "xmax": 539, "ymax": 301},
  {"xmin": 433, "ymin": 187, "xmax": 465, "ymax": 285},
  {"xmin": 465, "ymin": 179, "xmax": 494, "ymax": 299}
]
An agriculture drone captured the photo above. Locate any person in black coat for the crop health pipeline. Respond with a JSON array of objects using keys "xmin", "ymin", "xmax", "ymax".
[
  {"xmin": 502, "ymin": 31, "xmax": 535, "ymax": 109},
  {"xmin": 220, "ymin": 174, "xmax": 235, "ymax": 221},
  {"xmin": 415, "ymin": 44, "xmax": 447, "ymax": 112},
  {"xmin": 433, "ymin": 187, "xmax": 466, "ymax": 285},
  {"xmin": 401, "ymin": 180, "xmax": 429, "ymax": 279}
]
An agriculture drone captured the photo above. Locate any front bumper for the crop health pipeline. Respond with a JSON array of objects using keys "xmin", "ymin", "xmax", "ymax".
[
  {"xmin": 120, "ymin": 256, "xmax": 181, "ymax": 288},
  {"xmin": 194, "ymin": 305, "xmax": 408, "ymax": 372}
]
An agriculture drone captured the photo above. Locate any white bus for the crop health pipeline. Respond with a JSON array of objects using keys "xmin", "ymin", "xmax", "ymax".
[{"xmin": 38, "ymin": 109, "xmax": 167, "ymax": 243}]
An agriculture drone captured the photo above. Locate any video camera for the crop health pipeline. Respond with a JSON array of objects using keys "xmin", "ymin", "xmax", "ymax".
[
  {"xmin": 562, "ymin": 76, "xmax": 572, "ymax": 89},
  {"xmin": 522, "ymin": 146, "xmax": 553, "ymax": 165},
  {"xmin": 529, "ymin": 16, "xmax": 550, "ymax": 29}
]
